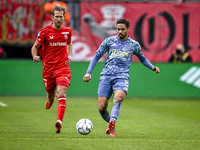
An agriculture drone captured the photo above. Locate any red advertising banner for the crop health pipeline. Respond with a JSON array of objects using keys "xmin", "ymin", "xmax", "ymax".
[
  {"xmin": 80, "ymin": 2, "xmax": 200, "ymax": 62},
  {"xmin": 0, "ymin": 0, "xmax": 44, "ymax": 46}
]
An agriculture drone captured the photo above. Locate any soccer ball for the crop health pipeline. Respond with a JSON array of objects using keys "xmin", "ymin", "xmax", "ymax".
[{"xmin": 76, "ymin": 118, "xmax": 93, "ymax": 135}]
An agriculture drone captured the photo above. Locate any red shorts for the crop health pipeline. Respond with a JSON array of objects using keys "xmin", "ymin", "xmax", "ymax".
[{"xmin": 42, "ymin": 67, "xmax": 71, "ymax": 93}]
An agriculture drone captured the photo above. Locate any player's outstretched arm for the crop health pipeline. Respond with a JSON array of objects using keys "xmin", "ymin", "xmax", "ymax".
[
  {"xmin": 152, "ymin": 67, "xmax": 160, "ymax": 74},
  {"xmin": 31, "ymin": 42, "xmax": 41, "ymax": 63},
  {"xmin": 83, "ymin": 74, "xmax": 91, "ymax": 83}
]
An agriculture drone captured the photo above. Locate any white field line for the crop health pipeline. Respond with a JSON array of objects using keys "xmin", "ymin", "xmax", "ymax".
[
  {"xmin": 0, "ymin": 137, "xmax": 198, "ymax": 143},
  {"xmin": 0, "ymin": 102, "xmax": 8, "ymax": 107}
]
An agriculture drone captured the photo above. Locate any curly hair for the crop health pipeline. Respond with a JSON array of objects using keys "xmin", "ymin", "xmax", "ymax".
[{"xmin": 116, "ymin": 18, "xmax": 130, "ymax": 28}]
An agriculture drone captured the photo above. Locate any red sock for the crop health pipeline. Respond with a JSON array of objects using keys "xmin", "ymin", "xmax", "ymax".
[{"xmin": 57, "ymin": 97, "xmax": 67, "ymax": 121}]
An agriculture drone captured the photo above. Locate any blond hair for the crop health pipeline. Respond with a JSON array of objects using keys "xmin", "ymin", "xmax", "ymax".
[{"xmin": 52, "ymin": 4, "xmax": 66, "ymax": 16}]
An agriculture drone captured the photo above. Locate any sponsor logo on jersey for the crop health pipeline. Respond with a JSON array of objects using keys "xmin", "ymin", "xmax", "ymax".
[
  {"xmin": 50, "ymin": 36, "xmax": 54, "ymax": 39},
  {"xmin": 49, "ymin": 42, "xmax": 67, "ymax": 46},
  {"xmin": 62, "ymin": 32, "xmax": 69, "ymax": 34},
  {"xmin": 180, "ymin": 66, "xmax": 200, "ymax": 88},
  {"xmin": 111, "ymin": 49, "xmax": 129, "ymax": 56},
  {"xmin": 112, "ymin": 43, "xmax": 117, "ymax": 46}
]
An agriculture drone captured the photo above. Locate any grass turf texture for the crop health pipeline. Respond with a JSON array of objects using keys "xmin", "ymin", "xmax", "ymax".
[{"xmin": 0, "ymin": 96, "xmax": 200, "ymax": 150}]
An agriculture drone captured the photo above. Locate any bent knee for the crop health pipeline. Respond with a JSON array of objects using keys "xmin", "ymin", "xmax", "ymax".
[
  {"xmin": 98, "ymin": 103, "xmax": 107, "ymax": 112},
  {"xmin": 113, "ymin": 90, "xmax": 126, "ymax": 103},
  {"xmin": 113, "ymin": 96, "xmax": 125, "ymax": 103}
]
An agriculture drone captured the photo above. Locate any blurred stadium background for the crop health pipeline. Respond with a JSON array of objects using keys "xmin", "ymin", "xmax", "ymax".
[
  {"xmin": 0, "ymin": 0, "xmax": 200, "ymax": 99},
  {"xmin": 1, "ymin": 1, "xmax": 200, "ymax": 149}
]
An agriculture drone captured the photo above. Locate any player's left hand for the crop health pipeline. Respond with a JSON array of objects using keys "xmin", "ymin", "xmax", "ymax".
[
  {"xmin": 83, "ymin": 74, "xmax": 91, "ymax": 83},
  {"xmin": 152, "ymin": 67, "xmax": 160, "ymax": 74},
  {"xmin": 65, "ymin": 56, "xmax": 72, "ymax": 66}
]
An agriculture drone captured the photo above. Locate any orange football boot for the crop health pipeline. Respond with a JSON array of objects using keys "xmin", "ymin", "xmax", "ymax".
[
  {"xmin": 55, "ymin": 120, "xmax": 62, "ymax": 133},
  {"xmin": 105, "ymin": 120, "xmax": 116, "ymax": 137}
]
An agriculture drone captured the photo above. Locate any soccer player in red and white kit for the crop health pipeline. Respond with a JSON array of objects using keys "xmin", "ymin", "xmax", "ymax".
[{"xmin": 31, "ymin": 4, "xmax": 72, "ymax": 133}]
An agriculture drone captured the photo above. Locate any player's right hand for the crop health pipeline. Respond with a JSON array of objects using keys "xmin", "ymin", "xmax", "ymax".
[
  {"xmin": 83, "ymin": 74, "xmax": 91, "ymax": 83},
  {"xmin": 33, "ymin": 56, "xmax": 41, "ymax": 63}
]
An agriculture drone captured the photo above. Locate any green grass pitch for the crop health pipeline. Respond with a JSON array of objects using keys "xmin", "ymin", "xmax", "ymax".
[{"xmin": 0, "ymin": 96, "xmax": 200, "ymax": 150}]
